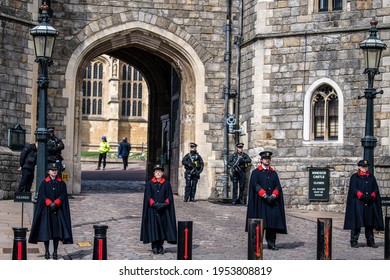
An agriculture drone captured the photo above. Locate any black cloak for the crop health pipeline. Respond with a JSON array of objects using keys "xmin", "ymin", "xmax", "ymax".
[
  {"xmin": 344, "ymin": 172, "xmax": 384, "ymax": 230},
  {"xmin": 245, "ymin": 166, "xmax": 287, "ymax": 234},
  {"xmin": 28, "ymin": 176, "xmax": 73, "ymax": 244},
  {"xmin": 140, "ymin": 177, "xmax": 177, "ymax": 244}
]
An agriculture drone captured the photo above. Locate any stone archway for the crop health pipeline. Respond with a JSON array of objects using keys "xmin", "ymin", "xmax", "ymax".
[{"xmin": 62, "ymin": 17, "xmax": 211, "ymax": 199}]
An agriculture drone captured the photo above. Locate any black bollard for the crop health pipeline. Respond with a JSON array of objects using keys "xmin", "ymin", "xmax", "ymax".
[
  {"xmin": 93, "ymin": 225, "xmax": 108, "ymax": 260},
  {"xmin": 247, "ymin": 218, "xmax": 263, "ymax": 260},
  {"xmin": 317, "ymin": 218, "xmax": 332, "ymax": 260},
  {"xmin": 385, "ymin": 216, "xmax": 390, "ymax": 260},
  {"xmin": 177, "ymin": 221, "xmax": 193, "ymax": 260},
  {"xmin": 12, "ymin": 227, "xmax": 27, "ymax": 260}
]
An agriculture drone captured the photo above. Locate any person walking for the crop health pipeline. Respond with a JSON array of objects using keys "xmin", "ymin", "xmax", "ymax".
[
  {"xmin": 182, "ymin": 142, "xmax": 204, "ymax": 202},
  {"xmin": 118, "ymin": 137, "xmax": 131, "ymax": 170},
  {"xmin": 47, "ymin": 127, "xmax": 65, "ymax": 173},
  {"xmin": 140, "ymin": 164, "xmax": 177, "ymax": 254},
  {"xmin": 17, "ymin": 142, "xmax": 38, "ymax": 193},
  {"xmin": 228, "ymin": 143, "xmax": 252, "ymax": 204},
  {"xmin": 28, "ymin": 163, "xmax": 73, "ymax": 259},
  {"xmin": 343, "ymin": 159, "xmax": 384, "ymax": 248},
  {"xmin": 96, "ymin": 136, "xmax": 110, "ymax": 170},
  {"xmin": 245, "ymin": 151, "xmax": 287, "ymax": 250}
]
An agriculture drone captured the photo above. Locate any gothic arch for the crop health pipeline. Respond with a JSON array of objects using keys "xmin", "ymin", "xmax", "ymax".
[
  {"xmin": 303, "ymin": 78, "xmax": 344, "ymax": 143},
  {"xmin": 62, "ymin": 17, "xmax": 210, "ymax": 195}
]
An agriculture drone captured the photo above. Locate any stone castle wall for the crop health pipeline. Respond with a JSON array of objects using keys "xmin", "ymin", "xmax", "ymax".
[
  {"xmin": 240, "ymin": 0, "xmax": 390, "ymax": 211},
  {"xmin": 0, "ymin": 2, "xmax": 35, "ymax": 199},
  {"xmin": 1, "ymin": 1, "xmax": 390, "ymax": 210}
]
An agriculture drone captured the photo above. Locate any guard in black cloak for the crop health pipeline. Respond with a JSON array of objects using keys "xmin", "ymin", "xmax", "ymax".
[
  {"xmin": 140, "ymin": 164, "xmax": 177, "ymax": 254},
  {"xmin": 343, "ymin": 159, "xmax": 384, "ymax": 248},
  {"xmin": 245, "ymin": 151, "xmax": 287, "ymax": 250},
  {"xmin": 28, "ymin": 163, "xmax": 73, "ymax": 259}
]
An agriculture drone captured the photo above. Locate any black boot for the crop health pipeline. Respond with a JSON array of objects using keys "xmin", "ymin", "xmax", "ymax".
[
  {"xmin": 53, "ymin": 239, "xmax": 59, "ymax": 259},
  {"xmin": 44, "ymin": 241, "xmax": 50, "ymax": 259}
]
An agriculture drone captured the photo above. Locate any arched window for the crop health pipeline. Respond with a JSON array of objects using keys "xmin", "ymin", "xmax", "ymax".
[
  {"xmin": 119, "ymin": 64, "xmax": 144, "ymax": 118},
  {"xmin": 92, "ymin": 99, "xmax": 97, "ymax": 115},
  {"xmin": 138, "ymin": 101, "xmax": 142, "ymax": 117},
  {"xmin": 122, "ymin": 65, "xmax": 127, "ymax": 80},
  {"xmin": 132, "ymin": 102, "xmax": 137, "ymax": 116},
  {"xmin": 311, "ymin": 85, "xmax": 339, "ymax": 141},
  {"xmin": 127, "ymin": 101, "xmax": 131, "ymax": 116},
  {"xmin": 138, "ymin": 84, "xmax": 142, "ymax": 99},
  {"xmin": 82, "ymin": 61, "xmax": 104, "ymax": 116},
  {"xmin": 304, "ymin": 79, "xmax": 343, "ymax": 143}
]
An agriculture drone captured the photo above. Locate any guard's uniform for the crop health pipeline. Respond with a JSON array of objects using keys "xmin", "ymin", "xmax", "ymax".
[
  {"xmin": 245, "ymin": 151, "xmax": 287, "ymax": 250},
  {"xmin": 228, "ymin": 143, "xmax": 252, "ymax": 204},
  {"xmin": 344, "ymin": 160, "xmax": 384, "ymax": 248},
  {"xmin": 182, "ymin": 142, "xmax": 204, "ymax": 202}
]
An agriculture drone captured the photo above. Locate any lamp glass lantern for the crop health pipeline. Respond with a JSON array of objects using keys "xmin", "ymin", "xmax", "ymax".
[
  {"xmin": 359, "ymin": 19, "xmax": 387, "ymax": 71},
  {"xmin": 30, "ymin": 12, "xmax": 58, "ymax": 60}
]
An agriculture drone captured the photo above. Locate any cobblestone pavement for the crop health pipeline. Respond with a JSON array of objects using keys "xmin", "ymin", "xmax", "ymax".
[
  {"xmin": 59, "ymin": 181, "xmax": 384, "ymax": 260},
  {"xmin": 0, "ymin": 162, "xmax": 385, "ymax": 260}
]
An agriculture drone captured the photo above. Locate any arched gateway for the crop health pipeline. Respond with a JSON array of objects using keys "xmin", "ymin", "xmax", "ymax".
[{"xmin": 62, "ymin": 15, "xmax": 214, "ymax": 199}]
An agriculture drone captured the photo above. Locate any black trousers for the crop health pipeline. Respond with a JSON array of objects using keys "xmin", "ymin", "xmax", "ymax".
[
  {"xmin": 17, "ymin": 168, "xmax": 34, "ymax": 193},
  {"xmin": 98, "ymin": 153, "xmax": 107, "ymax": 168},
  {"xmin": 350, "ymin": 227, "xmax": 375, "ymax": 245},
  {"xmin": 184, "ymin": 171, "xmax": 199, "ymax": 199},
  {"xmin": 122, "ymin": 156, "xmax": 129, "ymax": 169},
  {"xmin": 151, "ymin": 240, "xmax": 164, "ymax": 249},
  {"xmin": 265, "ymin": 228, "xmax": 277, "ymax": 246},
  {"xmin": 232, "ymin": 170, "xmax": 246, "ymax": 202}
]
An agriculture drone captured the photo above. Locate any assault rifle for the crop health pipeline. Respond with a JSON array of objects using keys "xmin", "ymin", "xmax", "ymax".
[{"xmin": 188, "ymin": 155, "xmax": 200, "ymax": 178}]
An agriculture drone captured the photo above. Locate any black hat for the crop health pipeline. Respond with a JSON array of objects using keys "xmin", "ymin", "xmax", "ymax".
[
  {"xmin": 47, "ymin": 163, "xmax": 58, "ymax": 170},
  {"xmin": 47, "ymin": 127, "xmax": 55, "ymax": 132},
  {"xmin": 153, "ymin": 164, "xmax": 164, "ymax": 172},
  {"xmin": 189, "ymin": 142, "xmax": 197, "ymax": 147},
  {"xmin": 358, "ymin": 160, "xmax": 369, "ymax": 167},
  {"xmin": 259, "ymin": 151, "xmax": 273, "ymax": 159},
  {"xmin": 236, "ymin": 143, "xmax": 244, "ymax": 148}
]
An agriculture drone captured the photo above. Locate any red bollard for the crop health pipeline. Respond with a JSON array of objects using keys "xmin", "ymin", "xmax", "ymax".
[
  {"xmin": 93, "ymin": 225, "xmax": 108, "ymax": 260},
  {"xmin": 12, "ymin": 228, "xmax": 27, "ymax": 260},
  {"xmin": 247, "ymin": 218, "xmax": 263, "ymax": 260},
  {"xmin": 177, "ymin": 221, "xmax": 193, "ymax": 260},
  {"xmin": 317, "ymin": 218, "xmax": 332, "ymax": 260}
]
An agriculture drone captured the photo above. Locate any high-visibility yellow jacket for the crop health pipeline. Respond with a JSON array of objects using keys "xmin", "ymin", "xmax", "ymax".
[{"xmin": 99, "ymin": 141, "xmax": 110, "ymax": 154}]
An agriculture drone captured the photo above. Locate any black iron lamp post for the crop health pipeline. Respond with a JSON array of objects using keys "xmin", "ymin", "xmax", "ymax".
[
  {"xmin": 359, "ymin": 18, "xmax": 386, "ymax": 174},
  {"xmin": 30, "ymin": 3, "xmax": 58, "ymax": 197}
]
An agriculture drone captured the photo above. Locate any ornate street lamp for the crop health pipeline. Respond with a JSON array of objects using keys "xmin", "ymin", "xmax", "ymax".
[
  {"xmin": 30, "ymin": 3, "xmax": 58, "ymax": 198},
  {"xmin": 359, "ymin": 18, "xmax": 386, "ymax": 174}
]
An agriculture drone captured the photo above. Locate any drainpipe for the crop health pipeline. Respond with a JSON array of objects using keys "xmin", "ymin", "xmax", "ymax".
[
  {"xmin": 234, "ymin": 0, "xmax": 244, "ymax": 141},
  {"xmin": 222, "ymin": 0, "xmax": 232, "ymax": 199}
]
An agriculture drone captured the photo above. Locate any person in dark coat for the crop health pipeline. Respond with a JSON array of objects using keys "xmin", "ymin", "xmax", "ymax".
[
  {"xmin": 343, "ymin": 159, "xmax": 384, "ymax": 248},
  {"xmin": 17, "ymin": 142, "xmax": 38, "ymax": 193},
  {"xmin": 47, "ymin": 127, "xmax": 65, "ymax": 173},
  {"xmin": 182, "ymin": 142, "xmax": 204, "ymax": 202},
  {"xmin": 228, "ymin": 143, "xmax": 252, "ymax": 204},
  {"xmin": 140, "ymin": 164, "xmax": 177, "ymax": 254},
  {"xmin": 118, "ymin": 137, "xmax": 132, "ymax": 170},
  {"xmin": 28, "ymin": 163, "xmax": 73, "ymax": 259},
  {"xmin": 245, "ymin": 151, "xmax": 287, "ymax": 250}
]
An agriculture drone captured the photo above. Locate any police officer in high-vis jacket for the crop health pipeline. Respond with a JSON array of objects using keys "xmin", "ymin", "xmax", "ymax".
[
  {"xmin": 182, "ymin": 142, "xmax": 204, "ymax": 202},
  {"xmin": 228, "ymin": 143, "xmax": 252, "ymax": 205}
]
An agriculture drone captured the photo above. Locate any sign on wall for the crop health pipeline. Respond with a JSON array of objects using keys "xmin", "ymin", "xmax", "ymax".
[{"xmin": 308, "ymin": 168, "xmax": 330, "ymax": 201}]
